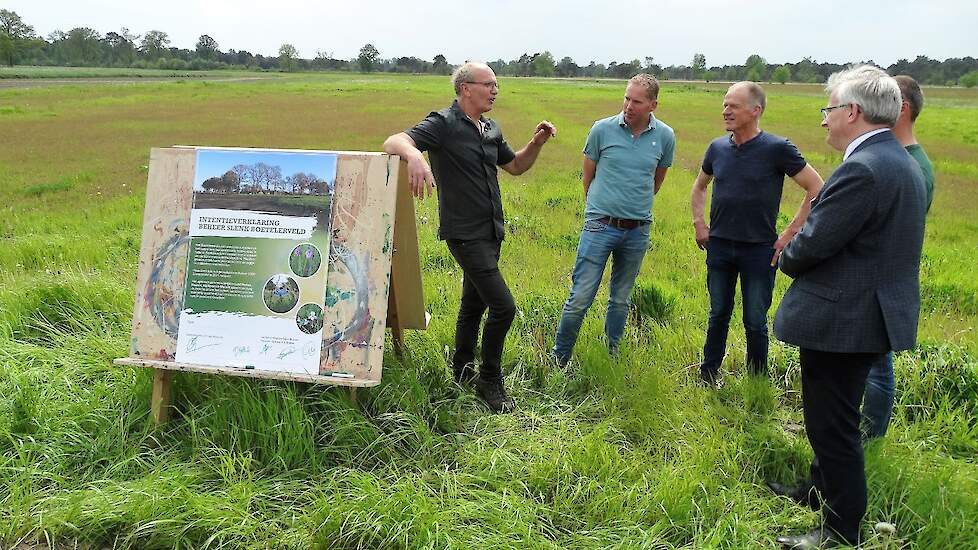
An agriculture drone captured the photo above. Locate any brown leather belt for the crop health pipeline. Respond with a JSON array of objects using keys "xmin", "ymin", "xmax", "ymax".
[{"xmin": 596, "ymin": 216, "xmax": 648, "ymax": 230}]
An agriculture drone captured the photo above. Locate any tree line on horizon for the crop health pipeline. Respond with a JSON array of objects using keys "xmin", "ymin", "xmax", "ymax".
[
  {"xmin": 199, "ymin": 163, "xmax": 331, "ymax": 195},
  {"xmin": 3, "ymin": 9, "xmax": 978, "ymax": 87}
]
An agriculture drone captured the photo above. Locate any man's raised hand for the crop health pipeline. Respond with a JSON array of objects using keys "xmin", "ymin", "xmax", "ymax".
[{"xmin": 532, "ymin": 120, "xmax": 557, "ymax": 145}]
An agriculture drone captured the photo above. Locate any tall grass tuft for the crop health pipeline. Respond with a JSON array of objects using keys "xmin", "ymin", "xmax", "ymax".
[{"xmin": 629, "ymin": 279, "xmax": 676, "ymax": 327}]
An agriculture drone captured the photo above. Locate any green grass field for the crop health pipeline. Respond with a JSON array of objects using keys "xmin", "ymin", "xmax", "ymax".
[{"xmin": 1, "ymin": 73, "xmax": 976, "ymax": 549}]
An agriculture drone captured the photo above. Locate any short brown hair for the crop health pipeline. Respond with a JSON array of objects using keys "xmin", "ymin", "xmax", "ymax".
[
  {"xmin": 894, "ymin": 75, "xmax": 924, "ymax": 122},
  {"xmin": 733, "ymin": 81, "xmax": 767, "ymax": 112},
  {"xmin": 629, "ymin": 73, "xmax": 660, "ymax": 101}
]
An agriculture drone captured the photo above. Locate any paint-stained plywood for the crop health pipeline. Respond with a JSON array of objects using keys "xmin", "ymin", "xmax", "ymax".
[
  {"xmin": 129, "ymin": 148, "xmax": 195, "ymax": 361},
  {"xmin": 387, "ymin": 159, "xmax": 427, "ymax": 331}
]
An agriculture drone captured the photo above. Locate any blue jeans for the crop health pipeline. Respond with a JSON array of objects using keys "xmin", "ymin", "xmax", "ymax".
[
  {"xmin": 552, "ymin": 219, "xmax": 650, "ymax": 363},
  {"xmin": 701, "ymin": 237, "xmax": 777, "ymax": 376},
  {"xmin": 861, "ymin": 352, "xmax": 894, "ymax": 439}
]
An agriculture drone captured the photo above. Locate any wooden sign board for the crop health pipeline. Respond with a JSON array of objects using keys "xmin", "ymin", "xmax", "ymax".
[{"xmin": 115, "ymin": 148, "xmax": 426, "ymax": 407}]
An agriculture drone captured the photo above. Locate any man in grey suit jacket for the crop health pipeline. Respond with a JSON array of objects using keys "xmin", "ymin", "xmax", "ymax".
[{"xmin": 771, "ymin": 65, "xmax": 927, "ymax": 549}]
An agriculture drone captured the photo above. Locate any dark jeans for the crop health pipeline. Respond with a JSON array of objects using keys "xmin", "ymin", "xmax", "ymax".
[
  {"xmin": 862, "ymin": 351, "xmax": 895, "ymax": 439},
  {"xmin": 446, "ymin": 239, "xmax": 515, "ymax": 382},
  {"xmin": 801, "ymin": 348, "xmax": 878, "ymax": 544},
  {"xmin": 701, "ymin": 237, "xmax": 777, "ymax": 376}
]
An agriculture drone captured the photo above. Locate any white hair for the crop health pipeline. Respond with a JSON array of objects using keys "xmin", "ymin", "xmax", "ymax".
[
  {"xmin": 452, "ymin": 61, "xmax": 488, "ymax": 95},
  {"xmin": 825, "ymin": 65, "xmax": 901, "ymax": 126}
]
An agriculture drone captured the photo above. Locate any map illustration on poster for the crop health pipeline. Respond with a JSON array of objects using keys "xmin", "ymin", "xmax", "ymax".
[{"xmin": 174, "ymin": 149, "xmax": 336, "ymax": 374}]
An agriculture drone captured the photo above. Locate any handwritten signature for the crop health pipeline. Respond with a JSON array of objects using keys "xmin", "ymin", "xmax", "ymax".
[
  {"xmin": 186, "ymin": 335, "xmax": 221, "ymax": 353},
  {"xmin": 302, "ymin": 342, "xmax": 321, "ymax": 358}
]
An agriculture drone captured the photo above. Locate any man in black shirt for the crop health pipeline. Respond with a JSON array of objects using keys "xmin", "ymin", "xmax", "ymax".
[
  {"xmin": 690, "ymin": 81, "xmax": 823, "ymax": 385},
  {"xmin": 384, "ymin": 61, "xmax": 556, "ymax": 413}
]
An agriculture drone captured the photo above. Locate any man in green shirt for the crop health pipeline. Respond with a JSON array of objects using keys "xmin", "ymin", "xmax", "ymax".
[
  {"xmin": 894, "ymin": 75, "xmax": 935, "ymax": 210},
  {"xmin": 859, "ymin": 74, "xmax": 936, "ymax": 440}
]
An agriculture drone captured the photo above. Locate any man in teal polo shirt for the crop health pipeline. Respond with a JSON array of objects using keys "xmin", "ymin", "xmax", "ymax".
[{"xmin": 552, "ymin": 74, "xmax": 675, "ymax": 365}]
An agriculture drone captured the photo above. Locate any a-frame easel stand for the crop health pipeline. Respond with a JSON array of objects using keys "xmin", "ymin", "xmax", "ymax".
[{"xmin": 136, "ymin": 156, "xmax": 426, "ymax": 425}]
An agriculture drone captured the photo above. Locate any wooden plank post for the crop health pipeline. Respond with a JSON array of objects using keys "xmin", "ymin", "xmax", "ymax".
[
  {"xmin": 388, "ymin": 277, "xmax": 406, "ymax": 358},
  {"xmin": 391, "ymin": 327, "xmax": 405, "ymax": 357},
  {"xmin": 386, "ymin": 158, "xmax": 426, "ymax": 359},
  {"xmin": 151, "ymin": 368, "xmax": 173, "ymax": 425}
]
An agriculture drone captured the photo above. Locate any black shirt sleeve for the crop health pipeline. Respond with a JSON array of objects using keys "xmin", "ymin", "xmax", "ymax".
[
  {"xmin": 702, "ymin": 141, "xmax": 716, "ymax": 175},
  {"xmin": 496, "ymin": 135, "xmax": 516, "ymax": 166},
  {"xmin": 780, "ymin": 138, "xmax": 808, "ymax": 178},
  {"xmin": 405, "ymin": 111, "xmax": 447, "ymax": 153}
]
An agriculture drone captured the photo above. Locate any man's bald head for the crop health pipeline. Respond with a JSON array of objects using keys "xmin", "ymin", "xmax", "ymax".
[
  {"xmin": 452, "ymin": 61, "xmax": 492, "ymax": 95},
  {"xmin": 729, "ymin": 81, "xmax": 767, "ymax": 113}
]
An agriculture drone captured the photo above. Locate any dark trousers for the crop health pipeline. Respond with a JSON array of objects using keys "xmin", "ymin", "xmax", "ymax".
[
  {"xmin": 446, "ymin": 239, "xmax": 515, "ymax": 382},
  {"xmin": 702, "ymin": 237, "xmax": 777, "ymax": 376},
  {"xmin": 800, "ymin": 348, "xmax": 879, "ymax": 544}
]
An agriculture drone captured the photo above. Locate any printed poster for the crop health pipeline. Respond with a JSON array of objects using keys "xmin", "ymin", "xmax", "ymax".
[{"xmin": 175, "ymin": 149, "xmax": 336, "ymax": 374}]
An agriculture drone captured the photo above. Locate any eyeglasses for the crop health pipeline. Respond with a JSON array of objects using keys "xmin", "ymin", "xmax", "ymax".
[
  {"xmin": 465, "ymin": 80, "xmax": 499, "ymax": 90},
  {"xmin": 820, "ymin": 104, "xmax": 851, "ymax": 119}
]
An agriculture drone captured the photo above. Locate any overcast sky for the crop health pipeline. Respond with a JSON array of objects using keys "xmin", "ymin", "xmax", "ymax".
[{"xmin": 7, "ymin": 0, "xmax": 977, "ymax": 67}]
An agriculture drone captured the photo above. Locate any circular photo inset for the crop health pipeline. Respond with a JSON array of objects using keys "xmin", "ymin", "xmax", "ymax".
[
  {"xmin": 263, "ymin": 274, "xmax": 299, "ymax": 313},
  {"xmin": 290, "ymin": 243, "xmax": 322, "ymax": 278},
  {"xmin": 296, "ymin": 303, "xmax": 324, "ymax": 334}
]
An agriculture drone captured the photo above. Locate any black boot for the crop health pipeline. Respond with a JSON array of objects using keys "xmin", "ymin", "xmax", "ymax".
[
  {"xmin": 474, "ymin": 378, "xmax": 515, "ymax": 414},
  {"xmin": 767, "ymin": 480, "xmax": 820, "ymax": 510},
  {"xmin": 452, "ymin": 362, "xmax": 477, "ymax": 385}
]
